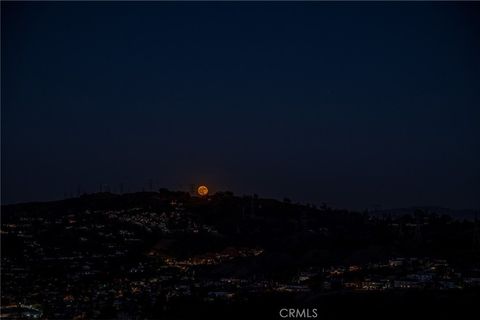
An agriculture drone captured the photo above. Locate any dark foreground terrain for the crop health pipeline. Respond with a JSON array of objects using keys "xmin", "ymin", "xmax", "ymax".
[{"xmin": 2, "ymin": 190, "xmax": 480, "ymax": 319}]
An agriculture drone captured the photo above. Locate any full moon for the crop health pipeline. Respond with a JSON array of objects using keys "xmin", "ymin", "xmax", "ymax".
[{"xmin": 197, "ymin": 185, "xmax": 209, "ymax": 196}]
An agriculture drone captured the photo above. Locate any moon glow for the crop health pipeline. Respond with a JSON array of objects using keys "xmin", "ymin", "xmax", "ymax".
[{"xmin": 197, "ymin": 185, "xmax": 209, "ymax": 196}]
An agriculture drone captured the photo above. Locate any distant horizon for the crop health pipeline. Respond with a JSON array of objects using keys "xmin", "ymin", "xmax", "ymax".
[{"xmin": 2, "ymin": 186, "xmax": 479, "ymax": 213}]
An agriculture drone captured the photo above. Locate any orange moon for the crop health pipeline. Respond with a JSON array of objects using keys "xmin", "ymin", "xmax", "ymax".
[{"xmin": 197, "ymin": 185, "xmax": 209, "ymax": 196}]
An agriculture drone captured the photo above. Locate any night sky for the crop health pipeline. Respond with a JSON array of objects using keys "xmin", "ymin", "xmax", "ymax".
[{"xmin": 2, "ymin": 2, "xmax": 480, "ymax": 210}]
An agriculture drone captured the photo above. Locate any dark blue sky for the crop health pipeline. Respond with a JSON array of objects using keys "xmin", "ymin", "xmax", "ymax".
[{"xmin": 2, "ymin": 2, "xmax": 480, "ymax": 210}]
